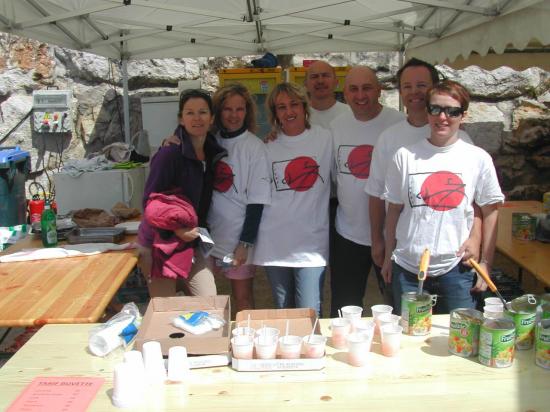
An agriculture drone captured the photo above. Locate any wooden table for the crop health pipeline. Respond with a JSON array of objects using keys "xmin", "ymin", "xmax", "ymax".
[
  {"xmin": 496, "ymin": 200, "xmax": 550, "ymax": 287},
  {"xmin": 0, "ymin": 315, "xmax": 548, "ymax": 412},
  {"xmin": 0, "ymin": 234, "xmax": 138, "ymax": 327}
]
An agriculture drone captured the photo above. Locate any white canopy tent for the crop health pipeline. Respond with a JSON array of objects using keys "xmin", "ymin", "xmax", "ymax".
[{"xmin": 0, "ymin": 0, "xmax": 548, "ymax": 142}]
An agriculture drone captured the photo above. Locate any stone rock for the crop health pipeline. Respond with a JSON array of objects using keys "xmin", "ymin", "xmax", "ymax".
[
  {"xmin": 54, "ymin": 48, "xmax": 111, "ymax": 83},
  {"xmin": 127, "ymin": 58, "xmax": 201, "ymax": 89},
  {"xmin": 462, "ymin": 102, "xmax": 504, "ymax": 153},
  {"xmin": 437, "ymin": 65, "xmax": 544, "ymax": 100},
  {"xmin": 0, "ymin": 94, "xmax": 33, "ymax": 146},
  {"xmin": 506, "ymin": 184, "xmax": 550, "ymax": 201},
  {"xmin": 509, "ymin": 101, "xmax": 550, "ymax": 147}
]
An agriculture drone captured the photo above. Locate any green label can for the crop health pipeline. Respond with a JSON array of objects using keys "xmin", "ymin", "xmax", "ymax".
[
  {"xmin": 448, "ymin": 308, "xmax": 484, "ymax": 357},
  {"xmin": 401, "ymin": 292, "xmax": 435, "ymax": 336},
  {"xmin": 541, "ymin": 303, "xmax": 550, "ymax": 320},
  {"xmin": 540, "ymin": 293, "xmax": 550, "ymax": 306},
  {"xmin": 479, "ymin": 319, "xmax": 516, "ymax": 368},
  {"xmin": 535, "ymin": 319, "xmax": 550, "ymax": 369},
  {"xmin": 511, "ymin": 213, "xmax": 536, "ymax": 240},
  {"xmin": 506, "ymin": 294, "xmax": 538, "ymax": 350}
]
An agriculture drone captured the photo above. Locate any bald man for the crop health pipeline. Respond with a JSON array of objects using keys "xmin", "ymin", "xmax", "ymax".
[
  {"xmin": 304, "ymin": 60, "xmax": 350, "ymax": 128},
  {"xmin": 329, "ymin": 66, "xmax": 405, "ymax": 317}
]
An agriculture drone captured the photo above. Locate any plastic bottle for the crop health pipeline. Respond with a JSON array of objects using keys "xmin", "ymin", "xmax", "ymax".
[{"xmin": 40, "ymin": 201, "xmax": 58, "ymax": 247}]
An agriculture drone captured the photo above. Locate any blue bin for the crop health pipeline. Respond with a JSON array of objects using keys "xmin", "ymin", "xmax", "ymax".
[{"xmin": 0, "ymin": 146, "xmax": 30, "ymax": 227}]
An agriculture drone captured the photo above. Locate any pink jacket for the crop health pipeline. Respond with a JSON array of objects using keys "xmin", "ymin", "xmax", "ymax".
[{"xmin": 144, "ymin": 191, "xmax": 198, "ymax": 279}]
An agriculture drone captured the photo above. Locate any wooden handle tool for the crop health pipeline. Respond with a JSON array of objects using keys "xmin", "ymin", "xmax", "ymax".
[
  {"xmin": 468, "ymin": 258, "xmax": 507, "ymax": 306},
  {"xmin": 417, "ymin": 248, "xmax": 430, "ymax": 295}
]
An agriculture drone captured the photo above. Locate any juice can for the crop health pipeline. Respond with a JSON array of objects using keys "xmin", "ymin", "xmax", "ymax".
[
  {"xmin": 448, "ymin": 308, "xmax": 484, "ymax": 357},
  {"xmin": 478, "ymin": 318, "xmax": 515, "ymax": 368},
  {"xmin": 541, "ymin": 303, "xmax": 550, "ymax": 320},
  {"xmin": 505, "ymin": 294, "xmax": 538, "ymax": 350},
  {"xmin": 511, "ymin": 213, "xmax": 536, "ymax": 240},
  {"xmin": 540, "ymin": 293, "xmax": 550, "ymax": 306},
  {"xmin": 535, "ymin": 319, "xmax": 550, "ymax": 369},
  {"xmin": 401, "ymin": 292, "xmax": 436, "ymax": 336}
]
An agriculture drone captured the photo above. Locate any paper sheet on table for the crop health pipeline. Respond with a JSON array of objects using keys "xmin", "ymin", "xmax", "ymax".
[
  {"xmin": 0, "ymin": 242, "xmax": 136, "ymax": 263},
  {"xmin": 197, "ymin": 227, "xmax": 215, "ymax": 257},
  {"xmin": 6, "ymin": 376, "xmax": 104, "ymax": 412}
]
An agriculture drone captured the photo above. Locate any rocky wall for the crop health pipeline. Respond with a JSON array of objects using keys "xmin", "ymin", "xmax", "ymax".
[{"xmin": 0, "ymin": 34, "xmax": 548, "ymax": 200}]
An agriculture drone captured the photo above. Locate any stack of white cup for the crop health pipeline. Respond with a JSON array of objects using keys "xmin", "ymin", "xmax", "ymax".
[{"xmin": 483, "ymin": 297, "xmax": 505, "ymax": 319}]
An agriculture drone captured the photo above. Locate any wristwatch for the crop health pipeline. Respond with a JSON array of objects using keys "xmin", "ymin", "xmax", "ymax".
[{"xmin": 239, "ymin": 241, "xmax": 253, "ymax": 249}]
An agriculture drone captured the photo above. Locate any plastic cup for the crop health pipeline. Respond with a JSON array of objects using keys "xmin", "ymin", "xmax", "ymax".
[
  {"xmin": 371, "ymin": 304, "xmax": 393, "ymax": 334},
  {"xmin": 380, "ymin": 324, "xmax": 403, "ymax": 357},
  {"xmin": 112, "ymin": 362, "xmax": 143, "ymax": 408},
  {"xmin": 255, "ymin": 327, "xmax": 280, "ymax": 340},
  {"xmin": 347, "ymin": 332, "xmax": 372, "ymax": 367},
  {"xmin": 167, "ymin": 346, "xmax": 189, "ymax": 382},
  {"xmin": 485, "ymin": 297, "xmax": 504, "ymax": 307},
  {"xmin": 231, "ymin": 326, "xmax": 256, "ymax": 338},
  {"xmin": 254, "ymin": 334, "xmax": 278, "ymax": 359},
  {"xmin": 278, "ymin": 335, "xmax": 302, "ymax": 359},
  {"xmin": 303, "ymin": 334, "xmax": 327, "ymax": 358},
  {"xmin": 123, "ymin": 350, "xmax": 146, "ymax": 390},
  {"xmin": 231, "ymin": 335, "xmax": 254, "ymax": 360},
  {"xmin": 341, "ymin": 305, "xmax": 363, "ymax": 329},
  {"xmin": 484, "ymin": 304, "xmax": 504, "ymax": 319},
  {"xmin": 330, "ymin": 317, "xmax": 351, "ymax": 349},
  {"xmin": 142, "ymin": 341, "xmax": 167, "ymax": 384},
  {"xmin": 378, "ymin": 313, "xmax": 401, "ymax": 330},
  {"xmin": 354, "ymin": 319, "xmax": 375, "ymax": 339}
]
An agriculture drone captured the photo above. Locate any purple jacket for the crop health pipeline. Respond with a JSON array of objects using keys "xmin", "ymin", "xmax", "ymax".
[{"xmin": 138, "ymin": 125, "xmax": 227, "ymax": 247}]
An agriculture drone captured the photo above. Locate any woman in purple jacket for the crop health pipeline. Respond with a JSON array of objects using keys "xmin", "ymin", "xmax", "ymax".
[{"xmin": 137, "ymin": 89, "xmax": 227, "ymax": 297}]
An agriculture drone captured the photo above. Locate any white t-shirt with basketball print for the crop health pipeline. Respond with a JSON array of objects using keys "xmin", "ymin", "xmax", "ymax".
[
  {"xmin": 253, "ymin": 125, "xmax": 333, "ymax": 267},
  {"xmin": 207, "ymin": 130, "xmax": 271, "ymax": 259},
  {"xmin": 383, "ymin": 138, "xmax": 504, "ymax": 277},
  {"xmin": 365, "ymin": 120, "xmax": 473, "ymax": 198},
  {"xmin": 330, "ymin": 107, "xmax": 404, "ymax": 246}
]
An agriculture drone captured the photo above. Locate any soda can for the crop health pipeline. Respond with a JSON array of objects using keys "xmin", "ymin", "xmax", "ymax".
[
  {"xmin": 543, "ymin": 192, "xmax": 550, "ymax": 213},
  {"xmin": 535, "ymin": 319, "xmax": 550, "ymax": 369},
  {"xmin": 401, "ymin": 292, "xmax": 436, "ymax": 336},
  {"xmin": 448, "ymin": 308, "xmax": 484, "ymax": 357},
  {"xmin": 511, "ymin": 213, "xmax": 536, "ymax": 240},
  {"xmin": 478, "ymin": 318, "xmax": 515, "ymax": 368}
]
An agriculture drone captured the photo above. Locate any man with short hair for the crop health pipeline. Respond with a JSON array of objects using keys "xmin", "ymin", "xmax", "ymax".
[
  {"xmin": 329, "ymin": 66, "xmax": 404, "ymax": 317},
  {"xmin": 303, "ymin": 60, "xmax": 350, "ymax": 128},
  {"xmin": 365, "ymin": 58, "xmax": 481, "ymax": 308}
]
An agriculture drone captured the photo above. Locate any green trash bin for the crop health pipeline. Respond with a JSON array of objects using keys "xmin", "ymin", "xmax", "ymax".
[{"xmin": 0, "ymin": 146, "xmax": 30, "ymax": 227}]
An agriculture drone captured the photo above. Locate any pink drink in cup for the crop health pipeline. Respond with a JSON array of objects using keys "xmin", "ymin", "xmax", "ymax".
[
  {"xmin": 278, "ymin": 335, "xmax": 302, "ymax": 359},
  {"xmin": 347, "ymin": 332, "xmax": 372, "ymax": 367},
  {"xmin": 231, "ymin": 335, "xmax": 254, "ymax": 359},
  {"xmin": 371, "ymin": 304, "xmax": 393, "ymax": 334},
  {"xmin": 381, "ymin": 323, "xmax": 403, "ymax": 357},
  {"xmin": 330, "ymin": 317, "xmax": 351, "ymax": 349},
  {"xmin": 303, "ymin": 334, "xmax": 327, "ymax": 358},
  {"xmin": 341, "ymin": 305, "xmax": 363, "ymax": 330}
]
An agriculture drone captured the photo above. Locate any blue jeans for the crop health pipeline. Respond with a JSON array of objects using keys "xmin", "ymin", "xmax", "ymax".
[
  {"xmin": 265, "ymin": 266, "xmax": 326, "ymax": 317},
  {"xmin": 391, "ymin": 261, "xmax": 478, "ymax": 315}
]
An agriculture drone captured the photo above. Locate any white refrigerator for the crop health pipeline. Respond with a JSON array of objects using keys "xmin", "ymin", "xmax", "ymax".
[{"xmin": 53, "ymin": 166, "xmax": 147, "ymax": 215}]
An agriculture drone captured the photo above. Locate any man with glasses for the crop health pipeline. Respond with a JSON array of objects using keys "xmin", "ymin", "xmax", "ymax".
[{"xmin": 365, "ymin": 58, "xmax": 481, "ymax": 309}]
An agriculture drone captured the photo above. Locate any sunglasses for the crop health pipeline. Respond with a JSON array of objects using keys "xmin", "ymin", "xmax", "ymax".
[{"xmin": 427, "ymin": 104, "xmax": 464, "ymax": 118}]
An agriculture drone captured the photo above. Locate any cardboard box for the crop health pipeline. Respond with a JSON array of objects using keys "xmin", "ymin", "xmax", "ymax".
[
  {"xmin": 134, "ymin": 296, "xmax": 231, "ymax": 358},
  {"xmin": 232, "ymin": 308, "xmax": 326, "ymax": 371}
]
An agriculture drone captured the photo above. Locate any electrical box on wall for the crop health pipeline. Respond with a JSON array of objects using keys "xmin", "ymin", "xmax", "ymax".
[{"xmin": 32, "ymin": 90, "xmax": 72, "ymax": 134}]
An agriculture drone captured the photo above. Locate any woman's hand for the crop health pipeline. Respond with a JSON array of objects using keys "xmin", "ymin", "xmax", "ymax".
[
  {"xmin": 232, "ymin": 243, "xmax": 249, "ymax": 267},
  {"xmin": 174, "ymin": 227, "xmax": 199, "ymax": 242},
  {"xmin": 162, "ymin": 134, "xmax": 180, "ymax": 147}
]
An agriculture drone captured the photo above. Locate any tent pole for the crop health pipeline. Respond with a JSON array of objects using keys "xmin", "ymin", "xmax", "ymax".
[{"xmin": 121, "ymin": 59, "xmax": 131, "ymax": 144}]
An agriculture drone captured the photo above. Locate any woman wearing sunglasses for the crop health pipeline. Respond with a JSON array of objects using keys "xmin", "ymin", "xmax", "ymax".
[{"xmin": 381, "ymin": 79, "xmax": 504, "ymax": 314}]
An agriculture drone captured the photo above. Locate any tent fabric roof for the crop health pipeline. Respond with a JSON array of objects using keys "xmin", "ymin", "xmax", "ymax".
[{"xmin": 0, "ymin": 0, "xmax": 548, "ymax": 63}]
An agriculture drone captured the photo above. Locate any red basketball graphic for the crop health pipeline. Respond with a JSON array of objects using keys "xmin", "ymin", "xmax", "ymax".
[
  {"xmin": 347, "ymin": 145, "xmax": 373, "ymax": 179},
  {"xmin": 420, "ymin": 171, "xmax": 465, "ymax": 211},
  {"xmin": 213, "ymin": 161, "xmax": 234, "ymax": 193},
  {"xmin": 284, "ymin": 156, "xmax": 320, "ymax": 192}
]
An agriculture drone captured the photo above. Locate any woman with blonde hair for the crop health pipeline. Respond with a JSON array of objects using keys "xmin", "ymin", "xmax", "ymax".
[{"xmin": 253, "ymin": 82, "xmax": 333, "ymax": 316}]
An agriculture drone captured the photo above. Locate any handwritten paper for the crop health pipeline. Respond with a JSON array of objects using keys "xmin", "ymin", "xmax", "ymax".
[{"xmin": 7, "ymin": 376, "xmax": 104, "ymax": 412}]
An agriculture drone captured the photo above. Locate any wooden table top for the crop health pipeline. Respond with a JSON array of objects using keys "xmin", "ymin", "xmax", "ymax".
[
  {"xmin": 0, "ymin": 315, "xmax": 548, "ymax": 412},
  {"xmin": 0, "ymin": 234, "xmax": 138, "ymax": 327},
  {"xmin": 496, "ymin": 200, "xmax": 550, "ymax": 286}
]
